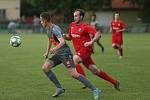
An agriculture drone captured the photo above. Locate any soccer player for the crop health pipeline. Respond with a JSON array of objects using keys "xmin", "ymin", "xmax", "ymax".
[
  {"xmin": 110, "ymin": 12, "xmax": 126, "ymax": 59},
  {"xmin": 64, "ymin": 9, "xmax": 120, "ymax": 91},
  {"xmin": 40, "ymin": 12, "xmax": 101, "ymax": 99},
  {"xmin": 90, "ymin": 13, "xmax": 104, "ymax": 53}
]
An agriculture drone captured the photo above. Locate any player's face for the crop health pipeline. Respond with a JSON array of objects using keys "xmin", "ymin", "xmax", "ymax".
[
  {"xmin": 91, "ymin": 16, "xmax": 96, "ymax": 21},
  {"xmin": 74, "ymin": 11, "xmax": 82, "ymax": 23},
  {"xmin": 40, "ymin": 17, "xmax": 47, "ymax": 28},
  {"xmin": 114, "ymin": 13, "xmax": 119, "ymax": 20}
]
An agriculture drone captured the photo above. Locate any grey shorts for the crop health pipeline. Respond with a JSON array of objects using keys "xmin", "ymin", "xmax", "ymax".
[{"xmin": 48, "ymin": 45, "xmax": 75, "ymax": 69}]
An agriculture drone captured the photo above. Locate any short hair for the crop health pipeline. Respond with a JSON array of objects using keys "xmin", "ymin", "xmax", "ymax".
[
  {"xmin": 114, "ymin": 12, "xmax": 120, "ymax": 16},
  {"xmin": 91, "ymin": 13, "xmax": 96, "ymax": 17},
  {"xmin": 40, "ymin": 12, "xmax": 51, "ymax": 21},
  {"xmin": 74, "ymin": 9, "xmax": 85, "ymax": 18}
]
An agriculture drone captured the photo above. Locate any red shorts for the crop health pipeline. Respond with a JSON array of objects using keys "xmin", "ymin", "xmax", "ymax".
[
  {"xmin": 76, "ymin": 47, "xmax": 95, "ymax": 68},
  {"xmin": 112, "ymin": 33, "xmax": 123, "ymax": 45}
]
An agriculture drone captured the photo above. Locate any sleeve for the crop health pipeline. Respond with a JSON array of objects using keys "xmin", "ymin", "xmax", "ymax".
[
  {"xmin": 121, "ymin": 20, "xmax": 126, "ymax": 29},
  {"xmin": 85, "ymin": 24, "xmax": 97, "ymax": 35},
  {"xmin": 52, "ymin": 25, "xmax": 63, "ymax": 39}
]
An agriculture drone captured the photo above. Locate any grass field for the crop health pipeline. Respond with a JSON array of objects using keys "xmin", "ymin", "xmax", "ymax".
[{"xmin": 0, "ymin": 33, "xmax": 150, "ymax": 100}]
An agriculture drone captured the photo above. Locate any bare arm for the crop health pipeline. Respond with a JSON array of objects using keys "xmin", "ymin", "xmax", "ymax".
[
  {"xmin": 50, "ymin": 37, "xmax": 65, "ymax": 54},
  {"xmin": 44, "ymin": 39, "xmax": 52, "ymax": 59},
  {"xmin": 116, "ymin": 28, "xmax": 125, "ymax": 32},
  {"xmin": 110, "ymin": 26, "xmax": 112, "ymax": 32},
  {"xmin": 84, "ymin": 30, "xmax": 100, "ymax": 47}
]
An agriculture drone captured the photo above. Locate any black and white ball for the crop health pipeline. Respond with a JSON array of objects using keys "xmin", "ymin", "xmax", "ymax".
[{"xmin": 10, "ymin": 35, "xmax": 21, "ymax": 47}]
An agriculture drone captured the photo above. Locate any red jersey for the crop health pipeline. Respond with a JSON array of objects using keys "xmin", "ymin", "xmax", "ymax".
[
  {"xmin": 111, "ymin": 19, "xmax": 125, "ymax": 35},
  {"xmin": 67, "ymin": 22, "xmax": 97, "ymax": 52}
]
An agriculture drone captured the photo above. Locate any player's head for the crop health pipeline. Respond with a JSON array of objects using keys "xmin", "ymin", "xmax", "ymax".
[
  {"xmin": 40, "ymin": 12, "xmax": 51, "ymax": 28},
  {"xmin": 91, "ymin": 13, "xmax": 96, "ymax": 21},
  {"xmin": 73, "ymin": 9, "xmax": 85, "ymax": 24},
  {"xmin": 114, "ymin": 12, "xmax": 120, "ymax": 20}
]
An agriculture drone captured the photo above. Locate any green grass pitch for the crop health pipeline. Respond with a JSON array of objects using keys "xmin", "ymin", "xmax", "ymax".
[{"xmin": 0, "ymin": 33, "xmax": 150, "ymax": 100}]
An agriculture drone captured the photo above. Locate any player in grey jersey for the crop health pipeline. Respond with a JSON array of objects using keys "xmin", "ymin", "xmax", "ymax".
[{"xmin": 40, "ymin": 12, "xmax": 101, "ymax": 99}]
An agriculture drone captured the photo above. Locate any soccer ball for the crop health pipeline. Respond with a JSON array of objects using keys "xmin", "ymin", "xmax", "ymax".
[{"xmin": 10, "ymin": 35, "xmax": 21, "ymax": 47}]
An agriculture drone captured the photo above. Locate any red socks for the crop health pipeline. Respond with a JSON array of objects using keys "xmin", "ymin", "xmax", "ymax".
[
  {"xmin": 119, "ymin": 48, "xmax": 123, "ymax": 56},
  {"xmin": 75, "ymin": 64, "xmax": 86, "ymax": 77},
  {"xmin": 98, "ymin": 70, "xmax": 116, "ymax": 85}
]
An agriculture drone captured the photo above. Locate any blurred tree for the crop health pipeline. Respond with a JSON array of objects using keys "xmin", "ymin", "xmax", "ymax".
[
  {"xmin": 124, "ymin": 0, "xmax": 150, "ymax": 23},
  {"xmin": 21, "ymin": 0, "xmax": 111, "ymax": 22}
]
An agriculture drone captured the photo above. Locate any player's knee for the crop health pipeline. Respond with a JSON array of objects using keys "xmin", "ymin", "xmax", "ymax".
[
  {"xmin": 69, "ymin": 69, "xmax": 79, "ymax": 78},
  {"xmin": 89, "ymin": 66, "xmax": 99, "ymax": 75},
  {"xmin": 112, "ymin": 45, "xmax": 118, "ymax": 49},
  {"xmin": 73, "ymin": 55, "xmax": 81, "ymax": 64},
  {"xmin": 42, "ymin": 62, "xmax": 52, "ymax": 72},
  {"xmin": 42, "ymin": 65, "xmax": 48, "ymax": 72},
  {"xmin": 92, "ymin": 70, "xmax": 99, "ymax": 75}
]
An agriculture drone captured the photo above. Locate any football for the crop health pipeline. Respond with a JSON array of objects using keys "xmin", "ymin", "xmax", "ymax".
[{"xmin": 10, "ymin": 35, "xmax": 21, "ymax": 47}]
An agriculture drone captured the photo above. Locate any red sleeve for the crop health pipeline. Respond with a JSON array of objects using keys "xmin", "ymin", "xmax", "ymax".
[
  {"xmin": 120, "ymin": 20, "xmax": 126, "ymax": 29},
  {"xmin": 85, "ymin": 24, "xmax": 97, "ymax": 35}
]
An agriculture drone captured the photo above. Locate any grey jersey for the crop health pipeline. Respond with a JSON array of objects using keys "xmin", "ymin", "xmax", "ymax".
[
  {"xmin": 90, "ymin": 20, "xmax": 99, "ymax": 27},
  {"xmin": 47, "ymin": 24, "xmax": 63, "ymax": 40}
]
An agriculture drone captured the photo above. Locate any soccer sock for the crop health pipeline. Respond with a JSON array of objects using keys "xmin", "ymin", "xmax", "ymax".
[
  {"xmin": 98, "ymin": 70, "xmax": 117, "ymax": 85},
  {"xmin": 119, "ymin": 48, "xmax": 123, "ymax": 56},
  {"xmin": 76, "ymin": 75, "xmax": 96, "ymax": 91},
  {"xmin": 45, "ymin": 70, "xmax": 62, "ymax": 88},
  {"xmin": 75, "ymin": 64, "xmax": 86, "ymax": 77}
]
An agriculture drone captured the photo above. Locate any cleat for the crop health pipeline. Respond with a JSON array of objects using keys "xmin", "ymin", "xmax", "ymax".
[
  {"xmin": 114, "ymin": 81, "xmax": 120, "ymax": 91},
  {"xmin": 52, "ymin": 88, "xmax": 65, "ymax": 97},
  {"xmin": 92, "ymin": 88, "xmax": 101, "ymax": 99},
  {"xmin": 119, "ymin": 56, "xmax": 122, "ymax": 59}
]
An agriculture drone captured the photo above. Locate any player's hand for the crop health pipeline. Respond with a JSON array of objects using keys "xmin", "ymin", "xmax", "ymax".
[
  {"xmin": 44, "ymin": 52, "xmax": 49, "ymax": 59},
  {"xmin": 84, "ymin": 41, "xmax": 93, "ymax": 47},
  {"xmin": 116, "ymin": 29, "xmax": 121, "ymax": 33}
]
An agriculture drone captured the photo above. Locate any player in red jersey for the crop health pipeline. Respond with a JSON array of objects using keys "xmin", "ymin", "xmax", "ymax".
[
  {"xmin": 64, "ymin": 9, "xmax": 120, "ymax": 91},
  {"xmin": 40, "ymin": 12, "xmax": 101, "ymax": 99},
  {"xmin": 110, "ymin": 12, "xmax": 126, "ymax": 59}
]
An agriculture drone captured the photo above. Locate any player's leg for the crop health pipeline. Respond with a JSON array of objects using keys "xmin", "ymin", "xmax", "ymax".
[
  {"xmin": 112, "ymin": 34, "xmax": 123, "ymax": 59},
  {"xmin": 69, "ymin": 68, "xmax": 101, "ymax": 99},
  {"xmin": 96, "ymin": 38, "xmax": 104, "ymax": 53},
  {"xmin": 75, "ymin": 64, "xmax": 86, "ymax": 77},
  {"xmin": 75, "ymin": 64, "xmax": 87, "ymax": 89},
  {"xmin": 62, "ymin": 52, "xmax": 101, "ymax": 99},
  {"xmin": 73, "ymin": 54, "xmax": 87, "ymax": 88},
  {"xmin": 117, "ymin": 35, "xmax": 123, "ymax": 59},
  {"xmin": 82, "ymin": 57, "xmax": 120, "ymax": 91},
  {"xmin": 42, "ymin": 56, "xmax": 65, "ymax": 97}
]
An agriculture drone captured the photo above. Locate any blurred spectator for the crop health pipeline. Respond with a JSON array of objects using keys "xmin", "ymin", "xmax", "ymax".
[
  {"xmin": 33, "ymin": 15, "xmax": 40, "ymax": 33},
  {"xmin": 8, "ymin": 21, "xmax": 17, "ymax": 34},
  {"xmin": 20, "ymin": 15, "xmax": 26, "ymax": 31}
]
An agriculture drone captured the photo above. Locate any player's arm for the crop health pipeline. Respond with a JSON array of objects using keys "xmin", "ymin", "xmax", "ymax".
[
  {"xmin": 90, "ymin": 30, "xmax": 101, "ymax": 43},
  {"xmin": 110, "ymin": 25, "xmax": 112, "ymax": 32},
  {"xmin": 63, "ymin": 25, "xmax": 72, "ymax": 41},
  {"xmin": 50, "ymin": 26, "xmax": 66, "ymax": 54},
  {"xmin": 84, "ymin": 26, "xmax": 100, "ymax": 47},
  {"xmin": 63, "ymin": 33, "xmax": 72, "ymax": 41},
  {"xmin": 117, "ymin": 21, "xmax": 126, "ymax": 32},
  {"xmin": 109, "ymin": 22, "xmax": 112, "ymax": 32},
  {"xmin": 44, "ymin": 39, "xmax": 52, "ymax": 59},
  {"xmin": 50, "ymin": 37, "xmax": 65, "ymax": 54},
  {"xmin": 117, "ymin": 28, "xmax": 125, "ymax": 32}
]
